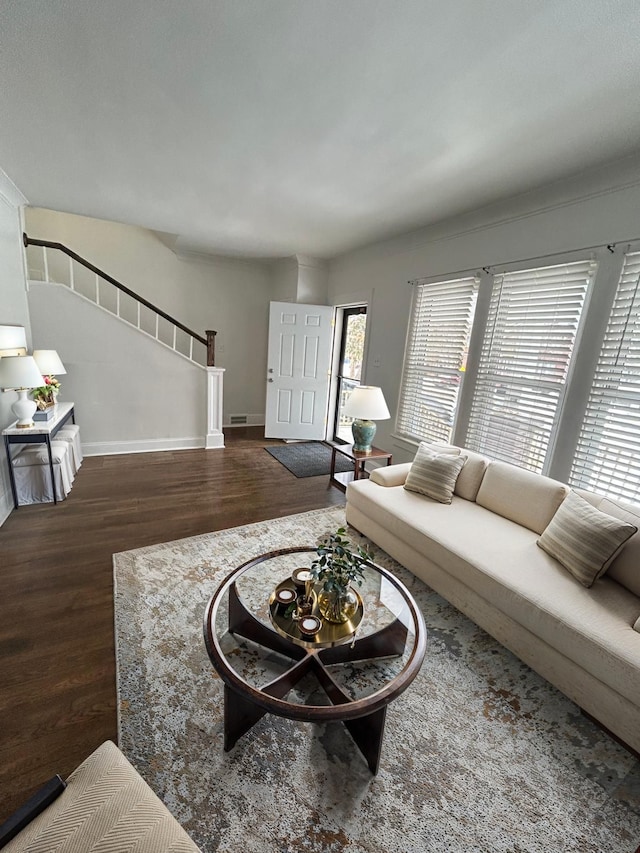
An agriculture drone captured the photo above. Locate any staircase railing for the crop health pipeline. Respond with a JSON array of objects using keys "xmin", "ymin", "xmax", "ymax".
[{"xmin": 23, "ymin": 233, "xmax": 216, "ymax": 367}]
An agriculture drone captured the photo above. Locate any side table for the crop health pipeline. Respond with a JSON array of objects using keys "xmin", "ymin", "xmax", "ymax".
[{"xmin": 327, "ymin": 441, "xmax": 393, "ymax": 491}]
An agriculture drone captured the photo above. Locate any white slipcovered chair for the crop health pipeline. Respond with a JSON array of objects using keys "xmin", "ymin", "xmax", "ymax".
[
  {"xmin": 11, "ymin": 441, "xmax": 73, "ymax": 505},
  {"xmin": 55, "ymin": 424, "xmax": 83, "ymax": 473}
]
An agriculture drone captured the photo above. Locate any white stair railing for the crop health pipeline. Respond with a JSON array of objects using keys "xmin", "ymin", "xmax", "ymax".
[
  {"xmin": 23, "ymin": 233, "xmax": 216, "ymax": 368},
  {"xmin": 23, "ymin": 233, "xmax": 225, "ymax": 449}
]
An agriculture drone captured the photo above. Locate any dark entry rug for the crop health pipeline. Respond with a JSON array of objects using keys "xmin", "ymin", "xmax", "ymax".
[{"xmin": 265, "ymin": 441, "xmax": 353, "ymax": 477}]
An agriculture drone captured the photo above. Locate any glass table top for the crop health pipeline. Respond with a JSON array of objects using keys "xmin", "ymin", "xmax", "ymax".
[{"xmin": 208, "ymin": 548, "xmax": 423, "ymax": 707}]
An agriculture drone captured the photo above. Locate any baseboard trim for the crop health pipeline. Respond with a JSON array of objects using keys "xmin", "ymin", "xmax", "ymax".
[
  {"xmin": 222, "ymin": 415, "xmax": 264, "ymax": 429},
  {"xmin": 83, "ymin": 437, "xmax": 205, "ymax": 456}
]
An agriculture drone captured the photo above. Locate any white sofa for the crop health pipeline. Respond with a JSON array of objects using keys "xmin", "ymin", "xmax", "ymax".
[{"xmin": 345, "ymin": 444, "xmax": 640, "ymax": 754}]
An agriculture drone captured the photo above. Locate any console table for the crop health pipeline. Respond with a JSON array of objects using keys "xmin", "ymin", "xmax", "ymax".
[{"xmin": 3, "ymin": 402, "xmax": 76, "ymax": 508}]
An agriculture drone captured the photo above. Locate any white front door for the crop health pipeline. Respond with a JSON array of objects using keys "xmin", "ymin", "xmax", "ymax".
[{"xmin": 265, "ymin": 301, "xmax": 334, "ymax": 440}]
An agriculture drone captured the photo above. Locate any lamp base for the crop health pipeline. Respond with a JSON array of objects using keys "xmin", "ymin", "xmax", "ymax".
[
  {"xmin": 12, "ymin": 388, "xmax": 37, "ymax": 429},
  {"xmin": 351, "ymin": 418, "xmax": 376, "ymax": 454}
]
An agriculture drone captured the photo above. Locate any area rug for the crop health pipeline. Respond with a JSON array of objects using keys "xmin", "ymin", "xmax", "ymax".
[
  {"xmin": 265, "ymin": 442, "xmax": 353, "ymax": 477},
  {"xmin": 114, "ymin": 507, "xmax": 640, "ymax": 853}
]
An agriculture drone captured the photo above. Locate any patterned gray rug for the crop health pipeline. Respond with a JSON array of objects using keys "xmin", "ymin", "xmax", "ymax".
[
  {"xmin": 265, "ymin": 442, "xmax": 353, "ymax": 477},
  {"xmin": 114, "ymin": 507, "xmax": 640, "ymax": 853}
]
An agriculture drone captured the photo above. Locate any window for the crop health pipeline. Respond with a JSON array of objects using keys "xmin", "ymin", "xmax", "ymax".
[
  {"xmin": 333, "ymin": 306, "xmax": 367, "ymax": 443},
  {"xmin": 396, "ymin": 276, "xmax": 478, "ymax": 445},
  {"xmin": 570, "ymin": 252, "xmax": 640, "ymax": 502},
  {"xmin": 465, "ymin": 260, "xmax": 596, "ymax": 473}
]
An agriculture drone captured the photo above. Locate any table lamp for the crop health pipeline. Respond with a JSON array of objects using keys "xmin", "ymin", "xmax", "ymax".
[
  {"xmin": 0, "ymin": 324, "xmax": 27, "ymax": 357},
  {"xmin": 343, "ymin": 385, "xmax": 390, "ymax": 453},
  {"xmin": 33, "ymin": 349, "xmax": 67, "ymax": 378},
  {"xmin": 0, "ymin": 355, "xmax": 46, "ymax": 428}
]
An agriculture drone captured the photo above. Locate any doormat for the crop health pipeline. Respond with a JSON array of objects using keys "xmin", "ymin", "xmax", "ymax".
[{"xmin": 265, "ymin": 441, "xmax": 353, "ymax": 478}]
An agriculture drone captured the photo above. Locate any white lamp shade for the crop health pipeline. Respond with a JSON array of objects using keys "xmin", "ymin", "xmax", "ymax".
[
  {"xmin": 0, "ymin": 324, "xmax": 27, "ymax": 356},
  {"xmin": 0, "ymin": 355, "xmax": 45, "ymax": 390},
  {"xmin": 343, "ymin": 385, "xmax": 390, "ymax": 420},
  {"xmin": 33, "ymin": 349, "xmax": 67, "ymax": 375}
]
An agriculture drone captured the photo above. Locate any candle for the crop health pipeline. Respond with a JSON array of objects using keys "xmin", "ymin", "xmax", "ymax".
[
  {"xmin": 275, "ymin": 587, "xmax": 296, "ymax": 605},
  {"xmin": 292, "ymin": 567, "xmax": 313, "ymax": 588}
]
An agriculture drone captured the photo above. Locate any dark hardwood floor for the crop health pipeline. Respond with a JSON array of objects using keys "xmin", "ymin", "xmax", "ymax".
[{"xmin": 0, "ymin": 428, "xmax": 344, "ymax": 822}]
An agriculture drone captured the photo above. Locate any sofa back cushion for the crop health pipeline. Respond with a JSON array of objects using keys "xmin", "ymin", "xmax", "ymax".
[
  {"xmin": 456, "ymin": 449, "xmax": 490, "ymax": 501},
  {"xmin": 598, "ymin": 498, "xmax": 640, "ymax": 598},
  {"xmin": 431, "ymin": 444, "xmax": 490, "ymax": 501},
  {"xmin": 476, "ymin": 461, "xmax": 568, "ymax": 534}
]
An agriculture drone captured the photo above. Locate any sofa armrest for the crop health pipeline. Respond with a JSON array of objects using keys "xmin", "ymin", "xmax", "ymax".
[
  {"xmin": 2, "ymin": 741, "xmax": 201, "ymax": 852},
  {"xmin": 0, "ymin": 776, "xmax": 66, "ymax": 849},
  {"xmin": 369, "ymin": 462, "xmax": 412, "ymax": 487}
]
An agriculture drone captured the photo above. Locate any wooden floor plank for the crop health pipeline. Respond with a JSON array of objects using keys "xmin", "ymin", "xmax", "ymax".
[{"xmin": 0, "ymin": 428, "xmax": 344, "ymax": 821}]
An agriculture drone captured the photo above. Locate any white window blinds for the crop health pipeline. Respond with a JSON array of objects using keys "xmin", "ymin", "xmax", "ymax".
[
  {"xmin": 396, "ymin": 276, "xmax": 478, "ymax": 445},
  {"xmin": 570, "ymin": 252, "xmax": 640, "ymax": 502},
  {"xmin": 465, "ymin": 259, "xmax": 595, "ymax": 473}
]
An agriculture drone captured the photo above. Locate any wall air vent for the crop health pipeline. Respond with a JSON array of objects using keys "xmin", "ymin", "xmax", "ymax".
[{"xmin": 229, "ymin": 414, "xmax": 248, "ymax": 425}]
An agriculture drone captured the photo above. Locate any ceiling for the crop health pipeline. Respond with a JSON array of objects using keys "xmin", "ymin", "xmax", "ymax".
[{"xmin": 2, "ymin": 0, "xmax": 640, "ymax": 260}]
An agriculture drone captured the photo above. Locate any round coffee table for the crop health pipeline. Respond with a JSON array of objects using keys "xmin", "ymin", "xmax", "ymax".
[{"xmin": 203, "ymin": 546, "xmax": 426, "ymax": 773}]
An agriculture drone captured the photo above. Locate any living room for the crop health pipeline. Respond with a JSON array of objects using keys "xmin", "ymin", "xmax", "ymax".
[{"xmin": 1, "ymin": 2, "xmax": 640, "ymax": 851}]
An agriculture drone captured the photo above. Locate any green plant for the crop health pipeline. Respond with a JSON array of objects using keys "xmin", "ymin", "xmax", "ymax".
[{"xmin": 310, "ymin": 526, "xmax": 372, "ymax": 593}]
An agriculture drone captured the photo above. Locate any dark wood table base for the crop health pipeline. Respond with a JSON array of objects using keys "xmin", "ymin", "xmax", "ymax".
[{"xmin": 224, "ymin": 583, "xmax": 407, "ymax": 773}]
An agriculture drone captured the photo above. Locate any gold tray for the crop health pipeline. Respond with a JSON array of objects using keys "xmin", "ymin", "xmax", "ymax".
[{"xmin": 268, "ymin": 579, "xmax": 364, "ymax": 649}]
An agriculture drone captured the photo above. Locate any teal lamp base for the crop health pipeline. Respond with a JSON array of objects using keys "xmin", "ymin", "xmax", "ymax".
[{"xmin": 351, "ymin": 419, "xmax": 376, "ymax": 453}]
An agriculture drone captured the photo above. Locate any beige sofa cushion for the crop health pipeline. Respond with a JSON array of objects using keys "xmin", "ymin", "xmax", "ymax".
[
  {"xmin": 432, "ymin": 444, "xmax": 491, "ymax": 501},
  {"xmin": 404, "ymin": 444, "xmax": 466, "ymax": 504},
  {"xmin": 537, "ymin": 490, "xmax": 638, "ymax": 587},
  {"xmin": 455, "ymin": 449, "xmax": 490, "ymax": 501},
  {"xmin": 476, "ymin": 461, "xmax": 568, "ymax": 534},
  {"xmin": 599, "ymin": 499, "xmax": 640, "ymax": 598},
  {"xmin": 4, "ymin": 740, "xmax": 200, "ymax": 852}
]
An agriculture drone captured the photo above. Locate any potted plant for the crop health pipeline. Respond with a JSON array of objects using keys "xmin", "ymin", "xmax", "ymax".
[
  {"xmin": 310, "ymin": 526, "xmax": 373, "ymax": 623},
  {"xmin": 31, "ymin": 375, "xmax": 61, "ymax": 410}
]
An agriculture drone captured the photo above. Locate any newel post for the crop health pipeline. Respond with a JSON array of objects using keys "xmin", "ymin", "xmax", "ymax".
[
  {"xmin": 206, "ymin": 367, "xmax": 225, "ymax": 449},
  {"xmin": 206, "ymin": 330, "xmax": 216, "ymax": 367}
]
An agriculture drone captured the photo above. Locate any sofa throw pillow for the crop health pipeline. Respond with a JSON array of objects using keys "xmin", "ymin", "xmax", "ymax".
[
  {"xmin": 404, "ymin": 443, "xmax": 466, "ymax": 504},
  {"xmin": 537, "ymin": 490, "xmax": 638, "ymax": 588}
]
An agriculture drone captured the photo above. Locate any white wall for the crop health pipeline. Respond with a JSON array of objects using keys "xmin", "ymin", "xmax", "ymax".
[
  {"xmin": 269, "ymin": 255, "xmax": 329, "ymax": 305},
  {"xmin": 270, "ymin": 257, "xmax": 298, "ymax": 302},
  {"xmin": 24, "ymin": 208, "xmax": 272, "ymax": 422},
  {"xmin": 0, "ymin": 170, "xmax": 30, "ymax": 524},
  {"xmin": 296, "ymin": 256, "xmax": 329, "ymax": 304},
  {"xmin": 28, "ymin": 282, "xmax": 207, "ymax": 454},
  {"xmin": 327, "ymin": 152, "xmax": 640, "ymax": 461}
]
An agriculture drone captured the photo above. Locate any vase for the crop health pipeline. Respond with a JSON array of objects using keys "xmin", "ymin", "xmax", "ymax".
[{"xmin": 317, "ymin": 584, "xmax": 359, "ymax": 624}]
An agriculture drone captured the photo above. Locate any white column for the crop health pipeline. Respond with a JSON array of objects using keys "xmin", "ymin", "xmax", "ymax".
[{"xmin": 205, "ymin": 367, "xmax": 225, "ymax": 449}]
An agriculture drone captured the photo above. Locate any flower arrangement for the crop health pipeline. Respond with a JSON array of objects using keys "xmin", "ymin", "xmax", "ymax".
[
  {"xmin": 31, "ymin": 375, "xmax": 61, "ymax": 410},
  {"xmin": 310, "ymin": 526, "xmax": 372, "ymax": 593}
]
